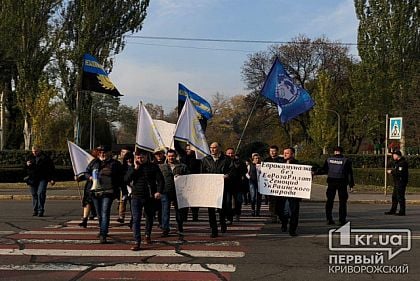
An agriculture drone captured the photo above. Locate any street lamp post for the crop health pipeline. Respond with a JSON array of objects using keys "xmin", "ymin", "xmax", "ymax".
[{"xmin": 326, "ymin": 109, "xmax": 341, "ymax": 147}]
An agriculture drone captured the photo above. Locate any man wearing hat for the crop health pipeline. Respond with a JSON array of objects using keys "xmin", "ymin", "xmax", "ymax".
[
  {"xmin": 320, "ymin": 146, "xmax": 355, "ymax": 226},
  {"xmin": 385, "ymin": 150, "xmax": 409, "ymax": 216},
  {"xmin": 88, "ymin": 145, "xmax": 124, "ymax": 244}
]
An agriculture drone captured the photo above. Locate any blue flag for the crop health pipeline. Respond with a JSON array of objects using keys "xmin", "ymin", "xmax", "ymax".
[
  {"xmin": 260, "ymin": 58, "xmax": 314, "ymax": 123},
  {"xmin": 82, "ymin": 54, "xmax": 122, "ymax": 97},
  {"xmin": 178, "ymin": 83, "xmax": 212, "ymax": 120}
]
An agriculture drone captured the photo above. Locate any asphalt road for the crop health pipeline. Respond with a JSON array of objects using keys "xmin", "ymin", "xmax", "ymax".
[{"xmin": 0, "ymin": 200, "xmax": 419, "ymax": 281}]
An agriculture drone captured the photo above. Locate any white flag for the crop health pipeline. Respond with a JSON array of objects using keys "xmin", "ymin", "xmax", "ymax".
[
  {"xmin": 136, "ymin": 102, "xmax": 166, "ymax": 152},
  {"xmin": 153, "ymin": 119, "xmax": 176, "ymax": 149},
  {"xmin": 174, "ymin": 96, "xmax": 210, "ymax": 159},
  {"xmin": 67, "ymin": 141, "xmax": 95, "ymax": 176}
]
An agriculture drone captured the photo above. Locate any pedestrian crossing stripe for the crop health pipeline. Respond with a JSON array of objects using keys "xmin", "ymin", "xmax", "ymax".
[
  {"xmin": 15, "ymin": 239, "xmax": 241, "ymax": 246},
  {"xmin": 0, "ymin": 249, "xmax": 245, "ymax": 257},
  {"xmin": 0, "ymin": 263, "xmax": 236, "ymax": 272}
]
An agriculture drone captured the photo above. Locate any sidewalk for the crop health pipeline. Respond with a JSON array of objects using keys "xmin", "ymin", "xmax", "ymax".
[{"xmin": 0, "ymin": 183, "xmax": 420, "ymax": 204}]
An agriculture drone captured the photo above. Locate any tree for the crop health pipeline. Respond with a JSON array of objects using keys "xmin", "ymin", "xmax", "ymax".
[
  {"xmin": 1, "ymin": 0, "xmax": 60, "ymax": 150},
  {"xmin": 354, "ymin": 0, "xmax": 420, "ymax": 150},
  {"xmin": 55, "ymin": 0, "xmax": 150, "ymax": 147},
  {"xmin": 308, "ymin": 72, "xmax": 336, "ymax": 154},
  {"xmin": 241, "ymin": 36, "xmax": 353, "ymax": 150}
]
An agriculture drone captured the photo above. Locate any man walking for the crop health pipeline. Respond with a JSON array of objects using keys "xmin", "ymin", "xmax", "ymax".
[
  {"xmin": 159, "ymin": 149, "xmax": 189, "ymax": 239},
  {"xmin": 276, "ymin": 147, "xmax": 301, "ymax": 236},
  {"xmin": 385, "ymin": 150, "xmax": 409, "ymax": 216},
  {"xmin": 124, "ymin": 150, "xmax": 164, "ymax": 251},
  {"xmin": 264, "ymin": 145, "xmax": 283, "ymax": 223},
  {"xmin": 89, "ymin": 145, "xmax": 123, "ymax": 244},
  {"xmin": 25, "ymin": 146, "xmax": 55, "ymax": 217},
  {"xmin": 201, "ymin": 142, "xmax": 233, "ymax": 238}
]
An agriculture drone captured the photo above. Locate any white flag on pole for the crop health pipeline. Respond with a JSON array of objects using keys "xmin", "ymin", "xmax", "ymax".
[
  {"xmin": 174, "ymin": 96, "xmax": 210, "ymax": 159},
  {"xmin": 67, "ymin": 140, "xmax": 95, "ymax": 176},
  {"xmin": 153, "ymin": 119, "xmax": 176, "ymax": 149},
  {"xmin": 136, "ymin": 102, "xmax": 166, "ymax": 152}
]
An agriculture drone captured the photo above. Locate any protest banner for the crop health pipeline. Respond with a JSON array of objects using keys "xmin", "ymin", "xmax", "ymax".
[
  {"xmin": 174, "ymin": 174, "xmax": 224, "ymax": 208},
  {"xmin": 258, "ymin": 162, "xmax": 312, "ymax": 199}
]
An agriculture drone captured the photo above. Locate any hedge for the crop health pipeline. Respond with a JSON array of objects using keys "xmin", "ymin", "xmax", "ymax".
[{"xmin": 314, "ymin": 168, "xmax": 420, "ymax": 188}]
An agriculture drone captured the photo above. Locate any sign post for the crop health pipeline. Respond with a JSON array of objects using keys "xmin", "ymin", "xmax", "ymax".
[{"xmin": 385, "ymin": 116, "xmax": 403, "ymax": 196}]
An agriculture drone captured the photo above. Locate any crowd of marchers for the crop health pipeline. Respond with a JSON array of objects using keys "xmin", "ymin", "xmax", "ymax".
[{"xmin": 24, "ymin": 143, "xmax": 409, "ymax": 251}]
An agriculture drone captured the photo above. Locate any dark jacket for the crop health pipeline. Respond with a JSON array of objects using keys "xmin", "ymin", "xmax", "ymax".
[
  {"xmin": 181, "ymin": 152, "xmax": 201, "ymax": 174},
  {"xmin": 390, "ymin": 157, "xmax": 409, "ymax": 187},
  {"xmin": 25, "ymin": 152, "xmax": 55, "ymax": 183},
  {"xmin": 159, "ymin": 161, "xmax": 189, "ymax": 194},
  {"xmin": 227, "ymin": 158, "xmax": 248, "ymax": 193},
  {"xmin": 321, "ymin": 154, "xmax": 354, "ymax": 187},
  {"xmin": 201, "ymin": 153, "xmax": 233, "ymax": 175},
  {"xmin": 201, "ymin": 153, "xmax": 233, "ymax": 192},
  {"xmin": 248, "ymin": 163, "xmax": 259, "ymax": 185},
  {"xmin": 87, "ymin": 157, "xmax": 123, "ymax": 198},
  {"xmin": 124, "ymin": 162, "xmax": 164, "ymax": 198},
  {"xmin": 264, "ymin": 156, "xmax": 284, "ymax": 163}
]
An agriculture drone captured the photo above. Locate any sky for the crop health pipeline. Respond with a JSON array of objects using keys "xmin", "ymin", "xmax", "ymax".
[{"xmin": 111, "ymin": 0, "xmax": 359, "ymax": 113}]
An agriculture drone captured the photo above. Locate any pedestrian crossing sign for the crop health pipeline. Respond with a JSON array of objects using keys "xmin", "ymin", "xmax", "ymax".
[{"xmin": 389, "ymin": 117, "xmax": 402, "ymax": 139}]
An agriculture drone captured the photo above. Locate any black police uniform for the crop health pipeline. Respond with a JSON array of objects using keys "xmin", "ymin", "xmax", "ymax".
[
  {"xmin": 387, "ymin": 156, "xmax": 409, "ymax": 215},
  {"xmin": 322, "ymin": 154, "xmax": 354, "ymax": 225}
]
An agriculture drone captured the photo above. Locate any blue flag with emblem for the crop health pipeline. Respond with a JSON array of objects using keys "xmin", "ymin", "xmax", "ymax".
[
  {"xmin": 260, "ymin": 58, "xmax": 314, "ymax": 123},
  {"xmin": 178, "ymin": 83, "xmax": 212, "ymax": 131},
  {"xmin": 81, "ymin": 54, "xmax": 122, "ymax": 97}
]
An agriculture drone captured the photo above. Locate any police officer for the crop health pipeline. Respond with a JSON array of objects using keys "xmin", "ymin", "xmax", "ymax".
[
  {"xmin": 321, "ymin": 146, "xmax": 354, "ymax": 226},
  {"xmin": 385, "ymin": 150, "xmax": 408, "ymax": 216}
]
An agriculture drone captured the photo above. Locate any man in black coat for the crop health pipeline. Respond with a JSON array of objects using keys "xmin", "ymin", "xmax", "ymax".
[
  {"xmin": 201, "ymin": 142, "xmax": 233, "ymax": 238},
  {"xmin": 124, "ymin": 150, "xmax": 164, "ymax": 251},
  {"xmin": 385, "ymin": 150, "xmax": 409, "ymax": 216},
  {"xmin": 25, "ymin": 146, "xmax": 55, "ymax": 217},
  {"xmin": 275, "ymin": 147, "xmax": 302, "ymax": 236},
  {"xmin": 264, "ymin": 145, "xmax": 284, "ymax": 223}
]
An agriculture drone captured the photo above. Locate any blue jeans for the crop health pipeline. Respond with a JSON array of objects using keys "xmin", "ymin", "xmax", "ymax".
[
  {"xmin": 92, "ymin": 196, "xmax": 113, "ymax": 237},
  {"xmin": 249, "ymin": 181, "xmax": 261, "ymax": 214},
  {"xmin": 161, "ymin": 193, "xmax": 184, "ymax": 233},
  {"xmin": 131, "ymin": 197, "xmax": 155, "ymax": 242},
  {"xmin": 30, "ymin": 180, "xmax": 48, "ymax": 213}
]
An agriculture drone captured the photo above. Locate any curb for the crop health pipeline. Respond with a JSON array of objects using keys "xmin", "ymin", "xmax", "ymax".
[{"xmin": 2, "ymin": 195, "xmax": 420, "ymax": 204}]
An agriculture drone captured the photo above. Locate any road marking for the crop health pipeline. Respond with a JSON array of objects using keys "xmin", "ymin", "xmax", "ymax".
[
  {"xmin": 17, "ymin": 239, "xmax": 241, "ymax": 246},
  {"xmin": 17, "ymin": 230, "xmax": 259, "ymax": 237},
  {"xmin": 0, "ymin": 263, "xmax": 236, "ymax": 272},
  {"xmin": 0, "ymin": 249, "xmax": 245, "ymax": 258},
  {"xmin": 0, "ymin": 231, "xmax": 14, "ymax": 235}
]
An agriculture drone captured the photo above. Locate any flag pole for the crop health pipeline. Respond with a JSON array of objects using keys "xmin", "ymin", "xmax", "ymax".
[
  {"xmin": 384, "ymin": 114, "xmax": 388, "ymax": 197},
  {"xmin": 76, "ymin": 181, "xmax": 83, "ymax": 203},
  {"xmin": 235, "ymin": 95, "xmax": 259, "ymax": 153}
]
